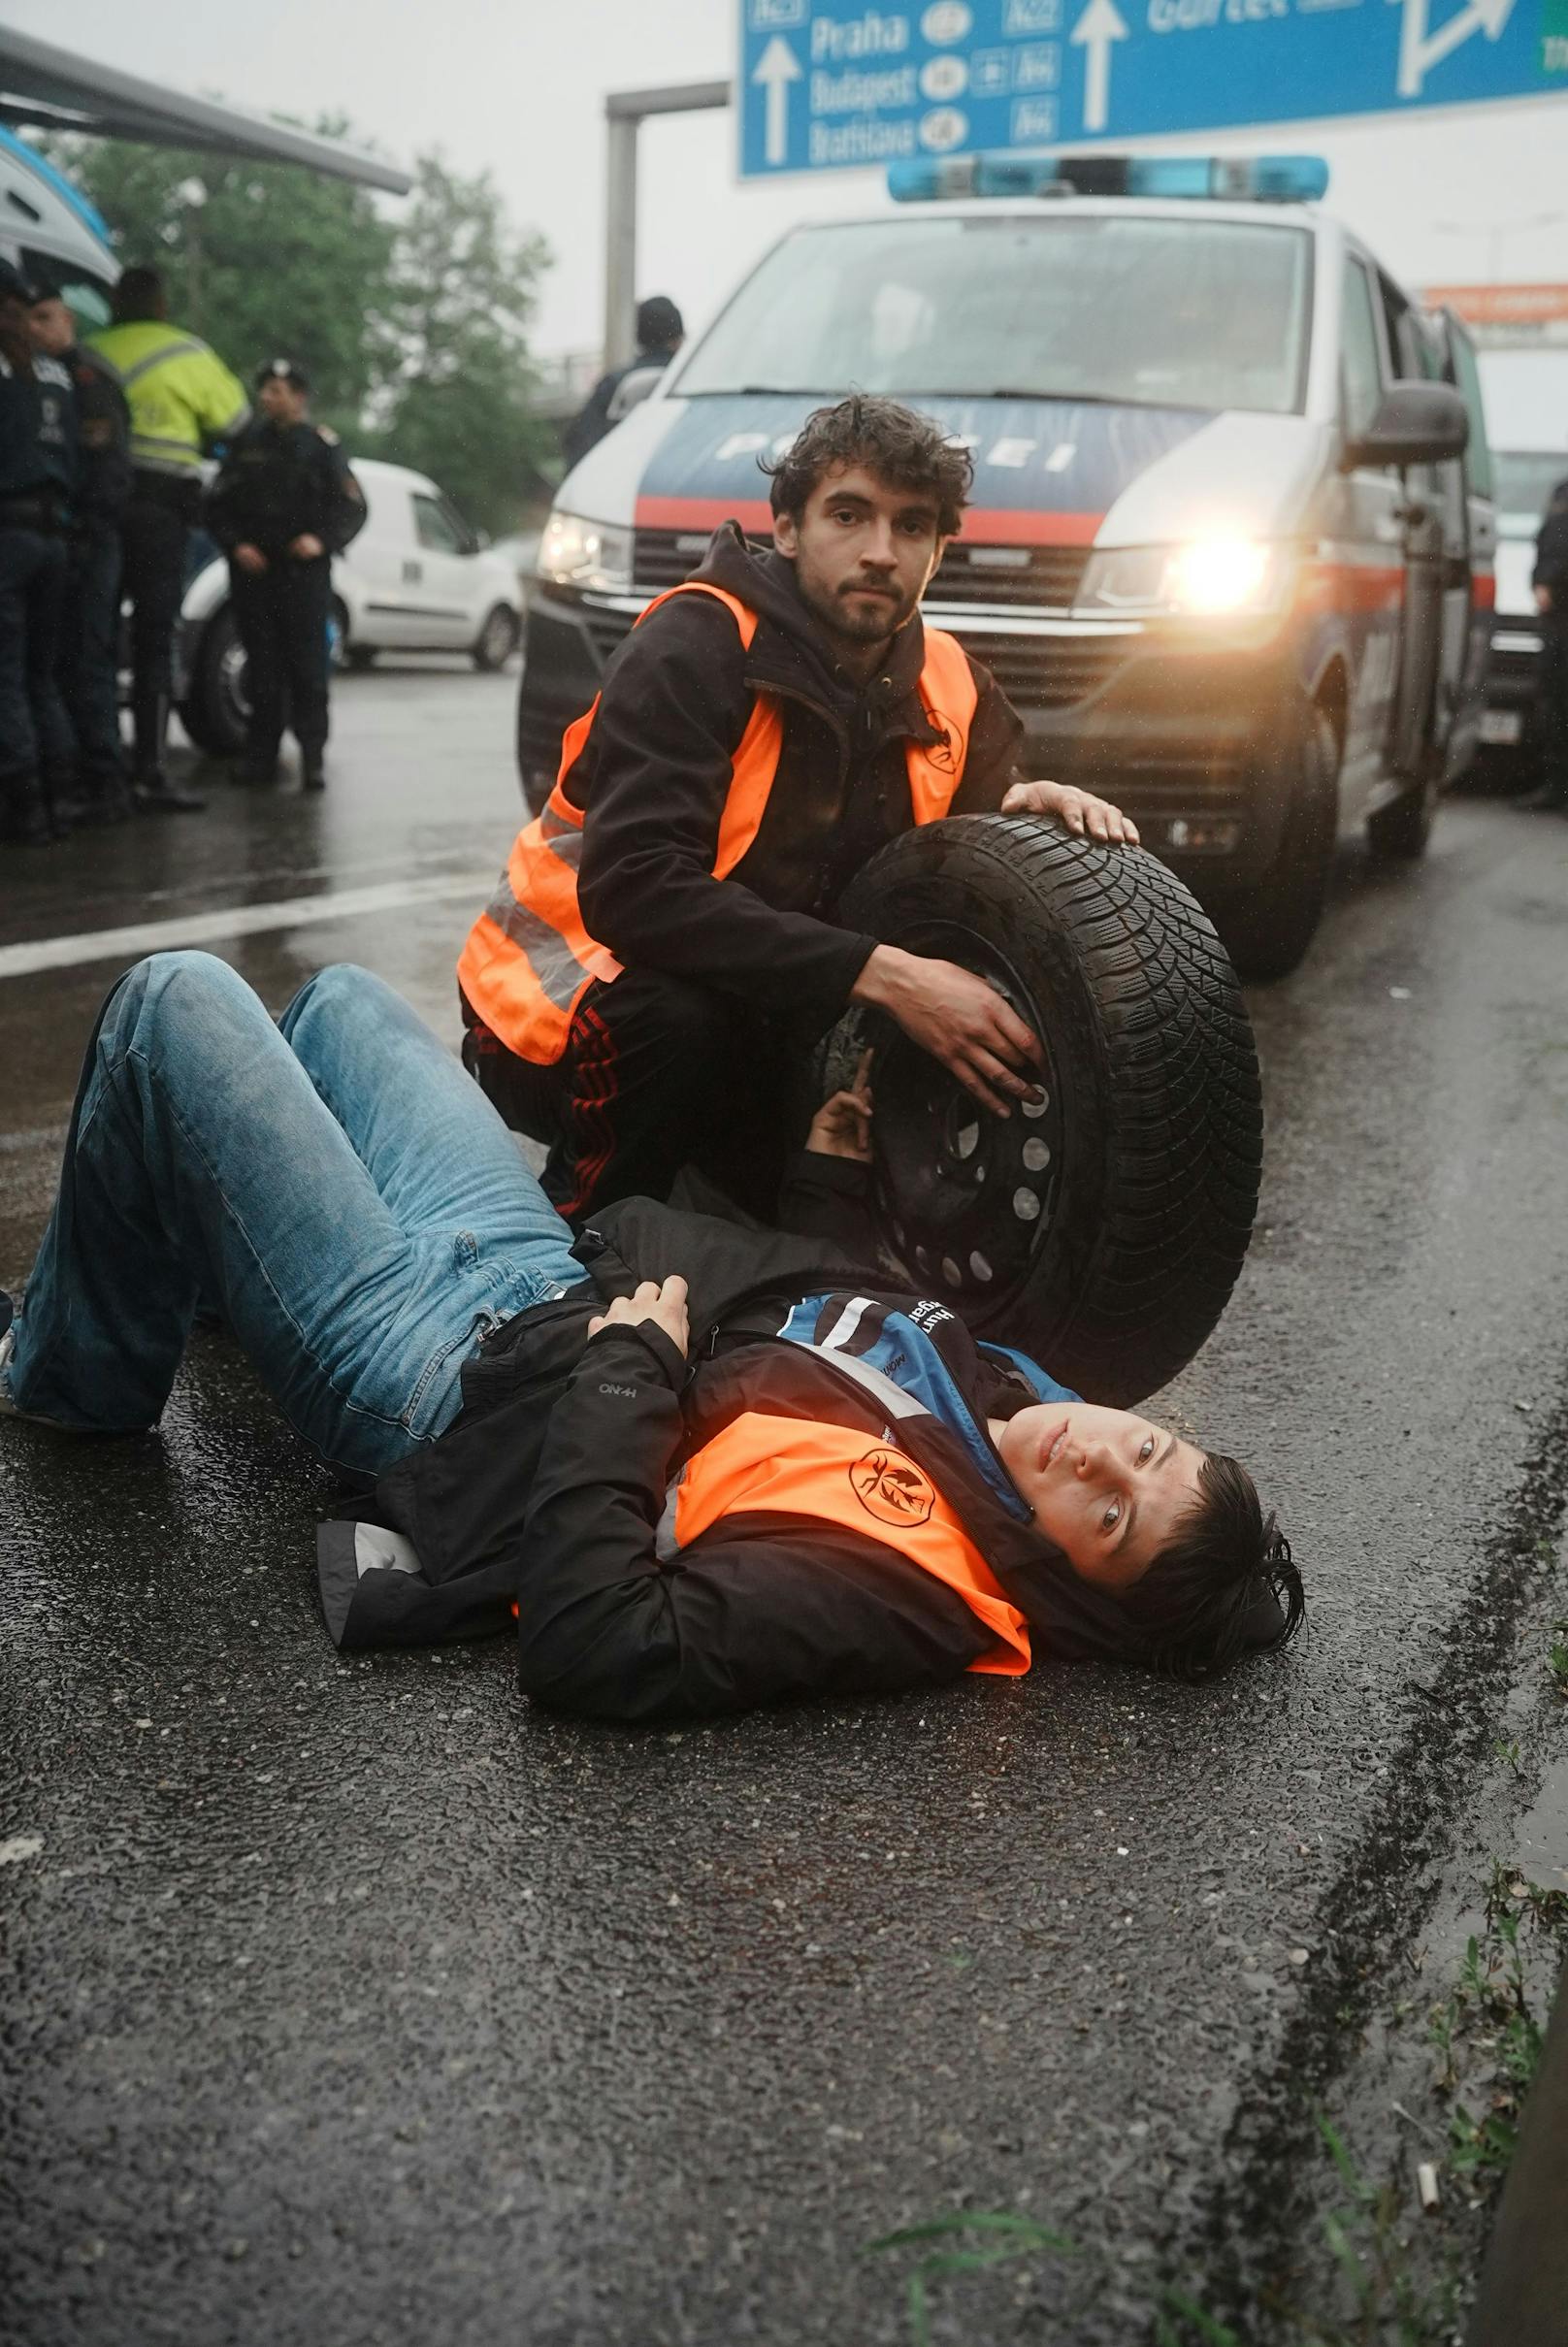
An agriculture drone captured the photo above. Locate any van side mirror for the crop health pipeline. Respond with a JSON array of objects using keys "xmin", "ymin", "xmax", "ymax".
[{"xmin": 1342, "ymin": 380, "xmax": 1469, "ymax": 472}]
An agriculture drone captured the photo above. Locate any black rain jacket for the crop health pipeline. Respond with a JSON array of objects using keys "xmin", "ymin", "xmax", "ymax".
[
  {"xmin": 566, "ymin": 524, "xmax": 1028, "ymax": 1033},
  {"xmin": 205, "ymin": 418, "xmax": 367, "ymax": 560},
  {"xmin": 316, "ymin": 1176, "xmax": 1137, "ymax": 1723}
]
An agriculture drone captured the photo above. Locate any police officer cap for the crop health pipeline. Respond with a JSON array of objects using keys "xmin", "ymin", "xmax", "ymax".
[
  {"xmin": 0, "ymin": 257, "xmax": 37, "ymax": 304},
  {"xmin": 255, "ymin": 355, "xmax": 310, "ymax": 391}
]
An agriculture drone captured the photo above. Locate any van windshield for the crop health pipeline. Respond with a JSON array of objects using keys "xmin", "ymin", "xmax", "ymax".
[{"xmin": 677, "ymin": 213, "xmax": 1314, "ymax": 417}]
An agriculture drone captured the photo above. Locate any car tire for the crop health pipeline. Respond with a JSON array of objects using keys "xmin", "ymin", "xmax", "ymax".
[
  {"xmin": 177, "ymin": 603, "xmax": 249, "ymax": 757},
  {"xmin": 344, "ymin": 643, "xmax": 377, "ymax": 672},
  {"xmin": 1210, "ymin": 701, "xmax": 1340, "ymax": 982},
  {"xmin": 832, "ymin": 814, "xmax": 1263, "ymax": 1406},
  {"xmin": 1365, "ymin": 769, "xmax": 1436, "ymax": 860},
  {"xmin": 473, "ymin": 604, "xmax": 521, "ymax": 671}
]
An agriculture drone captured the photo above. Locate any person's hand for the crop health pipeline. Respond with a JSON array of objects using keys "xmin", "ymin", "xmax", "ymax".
[
  {"xmin": 234, "ymin": 543, "xmax": 268, "ymax": 574},
  {"xmin": 289, "ymin": 533, "xmax": 325, "ymax": 560},
  {"xmin": 588, "ymin": 1275, "xmax": 689, "ymax": 1358},
  {"xmin": 807, "ymin": 1049, "xmax": 874, "ymax": 1161},
  {"xmin": 1001, "ymin": 776, "xmax": 1140, "ymax": 846},
  {"xmin": 852, "ymin": 946, "xmax": 1041, "ymax": 1120},
  {"xmin": 1537, "ymin": 583, "xmax": 1553, "ymax": 614}
]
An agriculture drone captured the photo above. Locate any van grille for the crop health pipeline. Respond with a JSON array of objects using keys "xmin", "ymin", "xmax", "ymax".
[
  {"xmin": 633, "ymin": 530, "xmax": 766, "ymax": 592},
  {"xmin": 584, "ymin": 596, "xmax": 1125, "ymax": 709},
  {"xmin": 958, "ymin": 632, "xmax": 1127, "ymax": 708},
  {"xmin": 930, "ymin": 543, "xmax": 1091, "ymax": 609},
  {"xmin": 632, "ymin": 530, "xmax": 1091, "ymax": 609}
]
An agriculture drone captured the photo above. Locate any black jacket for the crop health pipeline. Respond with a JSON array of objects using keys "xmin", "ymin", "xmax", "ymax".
[
  {"xmin": 63, "ymin": 344, "xmax": 131, "ymax": 527},
  {"xmin": 0, "ymin": 347, "xmax": 75, "ymax": 502},
  {"xmin": 205, "ymin": 418, "xmax": 367, "ymax": 559},
  {"xmin": 568, "ymin": 525, "xmax": 1028, "ymax": 1032},
  {"xmin": 562, "ymin": 347, "xmax": 674, "ymax": 468},
  {"xmin": 317, "ymin": 1180, "xmax": 1159, "ymax": 1723},
  {"xmin": 1535, "ymin": 484, "xmax": 1568, "ymax": 598}
]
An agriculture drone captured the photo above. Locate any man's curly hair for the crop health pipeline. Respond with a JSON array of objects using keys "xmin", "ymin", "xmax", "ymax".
[{"xmin": 764, "ymin": 395, "xmax": 973, "ymax": 538}]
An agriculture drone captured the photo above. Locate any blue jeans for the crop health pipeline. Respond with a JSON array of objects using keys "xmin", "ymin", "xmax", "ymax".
[{"xmin": 5, "ymin": 954, "xmax": 582, "ymax": 1476}]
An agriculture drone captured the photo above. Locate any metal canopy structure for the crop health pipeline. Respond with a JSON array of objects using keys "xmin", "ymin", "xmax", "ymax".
[{"xmin": 0, "ymin": 23, "xmax": 411, "ymax": 194}]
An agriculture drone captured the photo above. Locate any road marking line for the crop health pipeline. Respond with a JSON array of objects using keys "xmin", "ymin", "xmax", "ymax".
[{"xmin": 0, "ymin": 873, "xmax": 495, "ymax": 982}]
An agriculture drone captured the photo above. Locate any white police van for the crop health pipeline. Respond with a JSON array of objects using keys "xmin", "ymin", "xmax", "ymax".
[{"xmin": 519, "ymin": 153, "xmax": 1493, "ymax": 978}]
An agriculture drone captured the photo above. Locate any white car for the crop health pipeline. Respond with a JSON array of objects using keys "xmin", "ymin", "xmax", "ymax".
[{"xmin": 177, "ymin": 457, "xmax": 525, "ymax": 754}]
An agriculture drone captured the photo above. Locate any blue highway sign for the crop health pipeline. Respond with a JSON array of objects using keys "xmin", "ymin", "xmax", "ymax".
[{"xmin": 738, "ymin": 0, "xmax": 1568, "ymax": 177}]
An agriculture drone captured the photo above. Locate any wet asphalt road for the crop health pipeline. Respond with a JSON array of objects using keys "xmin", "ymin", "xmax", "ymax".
[{"xmin": 3, "ymin": 669, "xmax": 1568, "ymax": 2346}]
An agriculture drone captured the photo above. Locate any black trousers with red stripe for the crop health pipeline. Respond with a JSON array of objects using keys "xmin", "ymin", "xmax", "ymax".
[{"xmin": 461, "ymin": 968, "xmax": 819, "ymax": 1223}]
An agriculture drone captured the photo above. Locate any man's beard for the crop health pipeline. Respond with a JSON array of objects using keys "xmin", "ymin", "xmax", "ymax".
[{"xmin": 797, "ymin": 563, "xmax": 916, "ymax": 647}]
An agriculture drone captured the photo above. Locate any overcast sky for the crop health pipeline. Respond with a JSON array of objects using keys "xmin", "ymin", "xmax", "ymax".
[{"xmin": 10, "ymin": 0, "xmax": 1568, "ymax": 357}]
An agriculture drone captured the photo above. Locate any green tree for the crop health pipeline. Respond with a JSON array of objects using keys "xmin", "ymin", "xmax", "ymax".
[
  {"xmin": 363, "ymin": 153, "xmax": 557, "ymax": 532},
  {"xmin": 36, "ymin": 122, "xmax": 555, "ymax": 528},
  {"xmin": 42, "ymin": 119, "xmax": 395, "ymax": 433}
]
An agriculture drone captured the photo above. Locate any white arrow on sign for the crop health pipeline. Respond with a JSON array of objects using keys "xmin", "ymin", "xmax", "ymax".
[
  {"xmin": 752, "ymin": 34, "xmax": 803, "ymax": 167},
  {"xmin": 1388, "ymin": 0, "xmax": 1516, "ymax": 99},
  {"xmin": 1070, "ymin": 0, "xmax": 1130, "ymax": 135}
]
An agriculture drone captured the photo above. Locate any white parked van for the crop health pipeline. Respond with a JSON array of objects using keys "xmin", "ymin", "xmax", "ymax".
[
  {"xmin": 519, "ymin": 153, "xmax": 1492, "ymax": 978},
  {"xmin": 177, "ymin": 457, "xmax": 525, "ymax": 753}
]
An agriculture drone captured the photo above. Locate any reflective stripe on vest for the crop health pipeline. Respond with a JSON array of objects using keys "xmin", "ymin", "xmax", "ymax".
[
  {"xmin": 665, "ymin": 1410, "xmax": 1030, "ymax": 1677},
  {"xmin": 457, "ymin": 581, "xmax": 980, "ymax": 1066}
]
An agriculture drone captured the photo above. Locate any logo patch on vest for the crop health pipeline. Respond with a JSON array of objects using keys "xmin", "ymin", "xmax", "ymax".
[
  {"xmin": 850, "ymin": 1446, "xmax": 935, "ymax": 1528},
  {"xmin": 922, "ymin": 712, "xmax": 961, "ymax": 777}
]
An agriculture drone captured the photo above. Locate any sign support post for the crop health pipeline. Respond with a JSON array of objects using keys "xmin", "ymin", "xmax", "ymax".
[{"xmin": 603, "ymin": 81, "xmax": 731, "ymax": 369}]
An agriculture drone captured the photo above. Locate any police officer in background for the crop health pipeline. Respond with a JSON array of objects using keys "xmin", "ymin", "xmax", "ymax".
[
  {"xmin": 88, "ymin": 265, "xmax": 249, "ymax": 814},
  {"xmin": 27, "ymin": 278, "xmax": 133, "ymax": 827},
  {"xmin": 562, "ymin": 295, "xmax": 684, "ymax": 469},
  {"xmin": 0, "ymin": 258, "xmax": 77, "ymax": 846},
  {"xmin": 204, "ymin": 359, "xmax": 366, "ymax": 791},
  {"xmin": 1519, "ymin": 476, "xmax": 1568, "ymax": 813}
]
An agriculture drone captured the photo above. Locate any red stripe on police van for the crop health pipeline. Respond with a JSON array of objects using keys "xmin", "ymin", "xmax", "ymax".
[
  {"xmin": 637, "ymin": 496, "xmax": 774, "ymax": 533},
  {"xmin": 1471, "ymin": 570, "xmax": 1496, "ymax": 610},
  {"xmin": 634, "ymin": 496, "xmax": 1105, "ymax": 547},
  {"xmin": 961, "ymin": 508, "xmax": 1103, "ymax": 545}
]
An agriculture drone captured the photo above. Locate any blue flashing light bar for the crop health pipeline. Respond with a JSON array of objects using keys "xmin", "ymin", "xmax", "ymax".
[{"xmin": 888, "ymin": 153, "xmax": 1329, "ymax": 206}]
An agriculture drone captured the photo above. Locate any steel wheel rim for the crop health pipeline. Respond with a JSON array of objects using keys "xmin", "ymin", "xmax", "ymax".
[{"xmin": 867, "ymin": 920, "xmax": 1064, "ymax": 1314}]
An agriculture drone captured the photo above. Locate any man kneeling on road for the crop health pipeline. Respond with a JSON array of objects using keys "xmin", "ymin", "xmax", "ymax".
[
  {"xmin": 1, "ymin": 955, "xmax": 1300, "ymax": 1723},
  {"xmin": 458, "ymin": 394, "xmax": 1137, "ymax": 1221}
]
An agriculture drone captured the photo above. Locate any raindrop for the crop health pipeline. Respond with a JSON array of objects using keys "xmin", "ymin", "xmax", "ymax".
[
  {"xmin": 1013, "ymin": 1188, "xmax": 1041, "ymax": 1222},
  {"xmin": 1021, "ymin": 1091, "xmax": 1049, "ymax": 1120},
  {"xmin": 1023, "ymin": 1137, "xmax": 1051, "ymax": 1172},
  {"xmin": 969, "ymin": 1251, "xmax": 993, "ymax": 1283},
  {"xmin": 915, "ymin": 1245, "xmax": 931, "ymax": 1271},
  {"xmin": 941, "ymin": 1256, "xmax": 962, "ymax": 1286},
  {"xmin": 955, "ymin": 1122, "xmax": 980, "ymax": 1159}
]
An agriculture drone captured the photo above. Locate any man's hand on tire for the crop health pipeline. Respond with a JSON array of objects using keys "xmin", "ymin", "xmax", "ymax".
[
  {"xmin": 1001, "ymin": 777, "xmax": 1140, "ymax": 846},
  {"xmin": 588, "ymin": 1276, "xmax": 690, "ymax": 1358},
  {"xmin": 852, "ymin": 946, "xmax": 1042, "ymax": 1119}
]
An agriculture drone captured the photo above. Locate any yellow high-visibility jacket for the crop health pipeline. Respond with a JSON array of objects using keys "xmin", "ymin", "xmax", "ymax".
[{"xmin": 85, "ymin": 321, "xmax": 249, "ymax": 479}]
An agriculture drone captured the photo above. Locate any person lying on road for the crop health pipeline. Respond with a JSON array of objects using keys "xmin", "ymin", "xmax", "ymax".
[
  {"xmin": 0, "ymin": 954, "xmax": 1301, "ymax": 1724},
  {"xmin": 458, "ymin": 392, "xmax": 1136, "ymax": 1223}
]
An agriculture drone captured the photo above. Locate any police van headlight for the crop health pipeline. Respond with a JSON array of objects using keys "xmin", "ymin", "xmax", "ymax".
[
  {"xmin": 538, "ymin": 510, "xmax": 635, "ymax": 595},
  {"xmin": 1076, "ymin": 539, "xmax": 1283, "ymax": 618}
]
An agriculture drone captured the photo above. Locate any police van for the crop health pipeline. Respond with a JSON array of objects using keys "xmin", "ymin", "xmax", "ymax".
[{"xmin": 519, "ymin": 153, "xmax": 1492, "ymax": 978}]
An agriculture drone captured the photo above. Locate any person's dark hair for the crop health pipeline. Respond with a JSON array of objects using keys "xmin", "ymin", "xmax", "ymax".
[
  {"xmin": 764, "ymin": 394, "xmax": 973, "ymax": 538},
  {"xmin": 636, "ymin": 294, "xmax": 683, "ymax": 352},
  {"xmin": 1117, "ymin": 1452, "xmax": 1303, "ymax": 1677},
  {"xmin": 113, "ymin": 266, "xmax": 167, "ymax": 324}
]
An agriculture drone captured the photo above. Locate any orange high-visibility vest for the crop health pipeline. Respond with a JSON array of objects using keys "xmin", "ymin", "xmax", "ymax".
[
  {"xmin": 670, "ymin": 1410, "xmax": 1031, "ymax": 1677},
  {"xmin": 457, "ymin": 581, "xmax": 980, "ymax": 1067}
]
